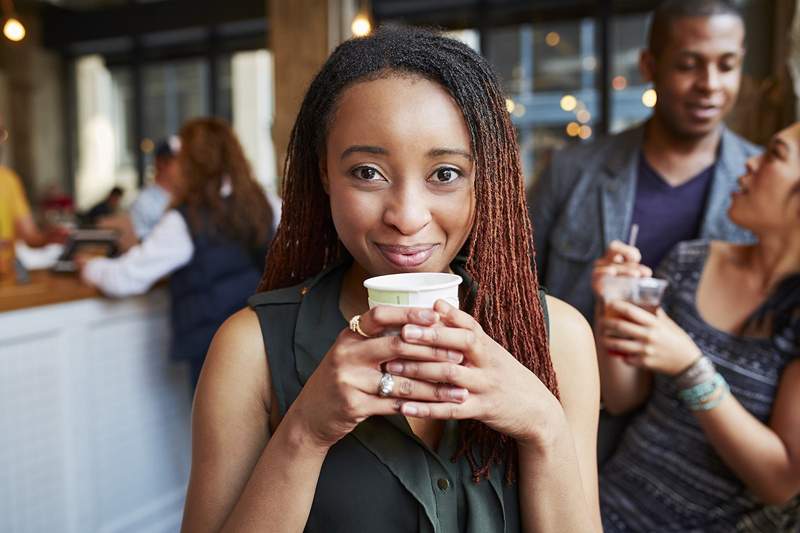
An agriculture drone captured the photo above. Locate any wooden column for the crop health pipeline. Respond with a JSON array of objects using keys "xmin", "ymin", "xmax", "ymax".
[{"xmin": 270, "ymin": 0, "xmax": 331, "ymax": 188}]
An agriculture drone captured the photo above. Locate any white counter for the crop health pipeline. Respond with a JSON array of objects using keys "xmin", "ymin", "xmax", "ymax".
[{"xmin": 0, "ymin": 288, "xmax": 192, "ymax": 533}]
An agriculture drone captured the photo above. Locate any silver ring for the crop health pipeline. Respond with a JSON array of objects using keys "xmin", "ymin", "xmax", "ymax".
[
  {"xmin": 377, "ymin": 372, "xmax": 395, "ymax": 397},
  {"xmin": 349, "ymin": 314, "xmax": 370, "ymax": 338}
]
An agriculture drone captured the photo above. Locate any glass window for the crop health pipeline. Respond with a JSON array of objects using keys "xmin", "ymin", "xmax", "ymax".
[
  {"xmin": 610, "ymin": 13, "xmax": 653, "ymax": 133},
  {"xmin": 484, "ymin": 18, "xmax": 597, "ymax": 186},
  {"xmin": 142, "ymin": 59, "xmax": 209, "ymax": 148}
]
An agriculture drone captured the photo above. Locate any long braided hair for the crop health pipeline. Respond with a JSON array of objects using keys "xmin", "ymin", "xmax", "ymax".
[{"xmin": 259, "ymin": 25, "xmax": 558, "ymax": 483}]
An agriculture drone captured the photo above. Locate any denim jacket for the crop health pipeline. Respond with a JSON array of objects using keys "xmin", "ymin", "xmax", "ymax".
[{"xmin": 527, "ymin": 123, "xmax": 760, "ymax": 322}]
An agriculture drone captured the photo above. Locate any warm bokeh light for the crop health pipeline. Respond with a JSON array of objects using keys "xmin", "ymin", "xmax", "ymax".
[
  {"xmin": 512, "ymin": 102, "xmax": 526, "ymax": 117},
  {"xmin": 545, "ymin": 32, "xmax": 560, "ymax": 47},
  {"xmin": 579, "ymin": 125, "xmax": 592, "ymax": 139},
  {"xmin": 505, "ymin": 98, "xmax": 515, "ymax": 114},
  {"xmin": 566, "ymin": 122, "xmax": 581, "ymax": 137},
  {"xmin": 3, "ymin": 17, "xmax": 26, "ymax": 42},
  {"xmin": 560, "ymin": 94, "xmax": 577, "ymax": 112},
  {"xmin": 140, "ymin": 138, "xmax": 155, "ymax": 153},
  {"xmin": 642, "ymin": 88, "xmax": 657, "ymax": 108},
  {"xmin": 351, "ymin": 14, "xmax": 372, "ymax": 37},
  {"xmin": 576, "ymin": 109, "xmax": 591, "ymax": 123},
  {"xmin": 612, "ymin": 75, "xmax": 627, "ymax": 91}
]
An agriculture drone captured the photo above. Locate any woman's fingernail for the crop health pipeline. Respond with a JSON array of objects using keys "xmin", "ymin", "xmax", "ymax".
[
  {"xmin": 449, "ymin": 388, "xmax": 468, "ymax": 401},
  {"xmin": 402, "ymin": 404, "xmax": 419, "ymax": 416},
  {"xmin": 404, "ymin": 325, "xmax": 422, "ymax": 339},
  {"xmin": 386, "ymin": 361, "xmax": 403, "ymax": 373},
  {"xmin": 418, "ymin": 310, "xmax": 436, "ymax": 322}
]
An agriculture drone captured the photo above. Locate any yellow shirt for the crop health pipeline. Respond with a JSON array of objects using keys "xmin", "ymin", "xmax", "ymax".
[{"xmin": 0, "ymin": 165, "xmax": 31, "ymax": 242}]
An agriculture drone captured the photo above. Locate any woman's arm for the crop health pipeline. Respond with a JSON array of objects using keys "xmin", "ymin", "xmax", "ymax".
[
  {"xmin": 693, "ymin": 360, "xmax": 800, "ymax": 505},
  {"xmin": 517, "ymin": 296, "xmax": 602, "ymax": 533},
  {"xmin": 594, "ymin": 303, "xmax": 653, "ymax": 415},
  {"xmin": 181, "ymin": 308, "xmax": 327, "ymax": 533},
  {"xmin": 81, "ymin": 210, "xmax": 193, "ymax": 297},
  {"xmin": 183, "ymin": 305, "xmax": 468, "ymax": 532},
  {"xmin": 591, "ymin": 241, "xmax": 654, "ymax": 414},
  {"xmin": 600, "ymin": 301, "xmax": 800, "ymax": 505}
]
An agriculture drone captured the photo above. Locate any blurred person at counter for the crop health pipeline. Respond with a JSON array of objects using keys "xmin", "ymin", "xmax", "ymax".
[
  {"xmin": 79, "ymin": 118, "xmax": 275, "ymax": 390},
  {"xmin": 0, "ymin": 125, "xmax": 67, "ymax": 276},
  {"xmin": 129, "ymin": 136, "xmax": 181, "ymax": 240},
  {"xmin": 84, "ymin": 186, "xmax": 124, "ymax": 226},
  {"xmin": 96, "ymin": 137, "xmax": 181, "ymax": 252}
]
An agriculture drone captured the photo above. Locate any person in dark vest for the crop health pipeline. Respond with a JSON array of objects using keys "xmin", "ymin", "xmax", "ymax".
[
  {"xmin": 80, "ymin": 118, "xmax": 274, "ymax": 391},
  {"xmin": 181, "ymin": 27, "xmax": 602, "ymax": 533}
]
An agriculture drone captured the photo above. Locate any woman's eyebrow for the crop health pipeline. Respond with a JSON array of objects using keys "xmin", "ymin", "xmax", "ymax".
[
  {"xmin": 428, "ymin": 148, "xmax": 473, "ymax": 161},
  {"xmin": 341, "ymin": 145, "xmax": 388, "ymax": 160}
]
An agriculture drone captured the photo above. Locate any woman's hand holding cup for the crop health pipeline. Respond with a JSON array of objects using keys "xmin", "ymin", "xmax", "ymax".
[{"xmin": 289, "ymin": 304, "xmax": 469, "ymax": 451}]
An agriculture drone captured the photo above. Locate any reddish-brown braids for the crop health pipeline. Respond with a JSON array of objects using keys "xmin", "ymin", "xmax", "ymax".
[{"xmin": 259, "ymin": 26, "xmax": 558, "ymax": 484}]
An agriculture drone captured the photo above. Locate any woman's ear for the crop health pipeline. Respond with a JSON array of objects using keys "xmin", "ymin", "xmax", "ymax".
[{"xmin": 319, "ymin": 162, "xmax": 330, "ymax": 194}]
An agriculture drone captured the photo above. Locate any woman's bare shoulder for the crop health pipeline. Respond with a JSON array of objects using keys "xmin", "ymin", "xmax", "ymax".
[
  {"xmin": 543, "ymin": 295, "xmax": 598, "ymax": 386},
  {"xmin": 198, "ymin": 307, "xmax": 270, "ymax": 411}
]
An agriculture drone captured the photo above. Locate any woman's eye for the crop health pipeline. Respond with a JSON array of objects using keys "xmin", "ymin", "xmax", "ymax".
[
  {"xmin": 353, "ymin": 166, "xmax": 382, "ymax": 181},
  {"xmin": 432, "ymin": 167, "xmax": 462, "ymax": 184}
]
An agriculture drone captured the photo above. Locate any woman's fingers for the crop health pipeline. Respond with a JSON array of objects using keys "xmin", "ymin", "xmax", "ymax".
[
  {"xmin": 355, "ymin": 305, "xmax": 439, "ymax": 337},
  {"xmin": 384, "ymin": 359, "xmax": 479, "ymax": 390},
  {"xmin": 353, "ymin": 368, "xmax": 468, "ymax": 403},
  {"xmin": 353, "ymin": 334, "xmax": 464, "ymax": 364},
  {"xmin": 600, "ymin": 317, "xmax": 649, "ymax": 341},
  {"xmin": 605, "ymin": 240, "xmax": 642, "ymax": 265},
  {"xmin": 601, "ymin": 336, "xmax": 644, "ymax": 356},
  {"xmin": 605, "ymin": 300, "xmax": 657, "ymax": 326},
  {"xmin": 399, "ymin": 398, "xmax": 476, "ymax": 419},
  {"xmin": 400, "ymin": 323, "xmax": 477, "ymax": 356}
]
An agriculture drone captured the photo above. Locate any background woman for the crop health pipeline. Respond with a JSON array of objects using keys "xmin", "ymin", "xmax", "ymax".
[
  {"xmin": 81, "ymin": 117, "xmax": 274, "ymax": 389},
  {"xmin": 593, "ymin": 123, "xmax": 800, "ymax": 531},
  {"xmin": 181, "ymin": 27, "xmax": 601, "ymax": 533}
]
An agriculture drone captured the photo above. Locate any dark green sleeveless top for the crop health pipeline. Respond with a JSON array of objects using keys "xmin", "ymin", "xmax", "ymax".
[{"xmin": 248, "ymin": 261, "xmax": 549, "ymax": 533}]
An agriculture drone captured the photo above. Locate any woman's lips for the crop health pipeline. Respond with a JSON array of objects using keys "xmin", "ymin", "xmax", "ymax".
[{"xmin": 376, "ymin": 244, "xmax": 438, "ymax": 268}]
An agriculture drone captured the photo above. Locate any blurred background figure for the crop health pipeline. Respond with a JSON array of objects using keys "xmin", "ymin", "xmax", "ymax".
[
  {"xmin": 80, "ymin": 117, "xmax": 274, "ymax": 390},
  {"xmin": 592, "ymin": 122, "xmax": 800, "ymax": 533},
  {"xmin": 129, "ymin": 136, "xmax": 180, "ymax": 240},
  {"xmin": 83, "ymin": 185, "xmax": 124, "ymax": 226},
  {"xmin": 0, "ymin": 122, "xmax": 66, "ymax": 277}
]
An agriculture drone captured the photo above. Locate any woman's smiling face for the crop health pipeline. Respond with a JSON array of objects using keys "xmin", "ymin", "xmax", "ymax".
[{"xmin": 323, "ymin": 74, "xmax": 476, "ymax": 276}]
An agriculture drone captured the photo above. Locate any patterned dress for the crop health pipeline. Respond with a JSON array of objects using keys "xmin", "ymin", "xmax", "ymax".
[{"xmin": 600, "ymin": 240, "xmax": 800, "ymax": 532}]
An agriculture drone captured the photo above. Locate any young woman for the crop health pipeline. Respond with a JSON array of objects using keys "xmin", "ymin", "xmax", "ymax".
[
  {"xmin": 181, "ymin": 27, "xmax": 601, "ymax": 533},
  {"xmin": 81, "ymin": 118, "xmax": 274, "ymax": 389},
  {"xmin": 594, "ymin": 124, "xmax": 800, "ymax": 531}
]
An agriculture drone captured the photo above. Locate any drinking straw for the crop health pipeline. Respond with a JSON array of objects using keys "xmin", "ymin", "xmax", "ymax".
[{"xmin": 628, "ymin": 223, "xmax": 639, "ymax": 248}]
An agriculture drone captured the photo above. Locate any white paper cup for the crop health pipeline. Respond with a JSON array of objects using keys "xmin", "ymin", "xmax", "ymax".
[{"xmin": 364, "ymin": 272, "xmax": 462, "ymax": 310}]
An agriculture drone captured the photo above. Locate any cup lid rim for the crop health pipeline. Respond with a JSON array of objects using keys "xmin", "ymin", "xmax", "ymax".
[{"xmin": 364, "ymin": 272, "xmax": 463, "ymax": 292}]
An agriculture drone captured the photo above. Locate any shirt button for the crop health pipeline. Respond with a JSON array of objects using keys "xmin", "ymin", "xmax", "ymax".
[{"xmin": 437, "ymin": 478, "xmax": 450, "ymax": 491}]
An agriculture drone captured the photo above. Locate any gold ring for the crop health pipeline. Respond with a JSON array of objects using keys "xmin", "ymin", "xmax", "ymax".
[{"xmin": 349, "ymin": 314, "xmax": 370, "ymax": 338}]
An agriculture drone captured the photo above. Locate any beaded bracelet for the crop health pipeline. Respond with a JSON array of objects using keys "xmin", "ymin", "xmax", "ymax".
[
  {"xmin": 673, "ymin": 355, "xmax": 716, "ymax": 390},
  {"xmin": 677, "ymin": 372, "xmax": 730, "ymax": 411}
]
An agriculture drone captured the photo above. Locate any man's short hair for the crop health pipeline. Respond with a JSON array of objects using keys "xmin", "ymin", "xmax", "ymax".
[
  {"xmin": 648, "ymin": 0, "xmax": 744, "ymax": 56},
  {"xmin": 154, "ymin": 135, "xmax": 180, "ymax": 160}
]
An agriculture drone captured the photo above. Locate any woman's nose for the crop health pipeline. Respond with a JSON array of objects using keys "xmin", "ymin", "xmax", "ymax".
[
  {"xmin": 744, "ymin": 153, "xmax": 762, "ymax": 175},
  {"xmin": 382, "ymin": 184, "xmax": 432, "ymax": 236}
]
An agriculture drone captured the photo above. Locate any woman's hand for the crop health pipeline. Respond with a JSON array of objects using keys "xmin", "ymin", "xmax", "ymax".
[
  {"xmin": 288, "ymin": 305, "xmax": 470, "ymax": 451},
  {"xmin": 591, "ymin": 240, "xmax": 652, "ymax": 298},
  {"xmin": 384, "ymin": 299, "xmax": 567, "ymax": 450},
  {"xmin": 598, "ymin": 300, "xmax": 701, "ymax": 376}
]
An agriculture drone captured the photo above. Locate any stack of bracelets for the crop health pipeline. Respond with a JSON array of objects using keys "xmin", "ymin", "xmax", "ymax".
[{"xmin": 673, "ymin": 355, "xmax": 730, "ymax": 411}]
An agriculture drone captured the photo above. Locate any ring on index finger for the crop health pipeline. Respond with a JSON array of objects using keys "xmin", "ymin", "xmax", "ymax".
[{"xmin": 349, "ymin": 315, "xmax": 370, "ymax": 338}]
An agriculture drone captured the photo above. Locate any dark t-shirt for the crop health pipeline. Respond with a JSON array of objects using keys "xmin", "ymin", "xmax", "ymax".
[{"xmin": 630, "ymin": 155, "xmax": 714, "ymax": 270}]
